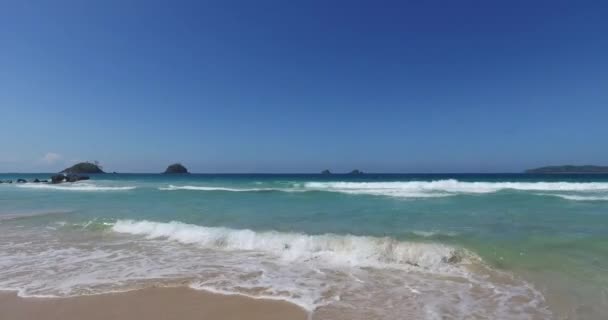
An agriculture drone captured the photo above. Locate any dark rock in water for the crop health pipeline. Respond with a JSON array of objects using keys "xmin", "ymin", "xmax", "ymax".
[
  {"xmin": 406, "ymin": 261, "xmax": 420, "ymax": 267},
  {"xmin": 51, "ymin": 174, "xmax": 89, "ymax": 183},
  {"xmin": 349, "ymin": 169, "xmax": 364, "ymax": 175},
  {"xmin": 163, "ymin": 163, "xmax": 189, "ymax": 174},
  {"xmin": 61, "ymin": 162, "xmax": 105, "ymax": 174},
  {"xmin": 66, "ymin": 174, "xmax": 90, "ymax": 182},
  {"xmin": 40, "ymin": 179, "xmax": 48, "ymax": 183},
  {"xmin": 33, "ymin": 179, "xmax": 40, "ymax": 183},
  {"xmin": 17, "ymin": 179, "xmax": 26, "ymax": 183},
  {"xmin": 442, "ymin": 252, "xmax": 462, "ymax": 264},
  {"xmin": 321, "ymin": 169, "xmax": 332, "ymax": 175},
  {"xmin": 51, "ymin": 175, "xmax": 66, "ymax": 184}
]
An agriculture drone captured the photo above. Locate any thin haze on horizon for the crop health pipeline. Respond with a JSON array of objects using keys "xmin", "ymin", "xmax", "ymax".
[{"xmin": 1, "ymin": 1, "xmax": 607, "ymax": 173}]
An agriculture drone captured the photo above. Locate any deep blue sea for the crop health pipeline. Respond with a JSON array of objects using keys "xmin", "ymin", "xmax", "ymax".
[{"xmin": 1, "ymin": 173, "xmax": 607, "ymax": 319}]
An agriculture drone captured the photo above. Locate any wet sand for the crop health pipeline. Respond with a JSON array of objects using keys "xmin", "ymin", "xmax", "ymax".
[{"xmin": 0, "ymin": 287, "xmax": 308, "ymax": 320}]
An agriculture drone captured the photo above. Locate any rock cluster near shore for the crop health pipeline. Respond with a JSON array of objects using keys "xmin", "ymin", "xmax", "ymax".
[
  {"xmin": 0, "ymin": 175, "xmax": 89, "ymax": 184},
  {"xmin": 0, "ymin": 161, "xmax": 102, "ymax": 185},
  {"xmin": 51, "ymin": 174, "xmax": 90, "ymax": 184}
]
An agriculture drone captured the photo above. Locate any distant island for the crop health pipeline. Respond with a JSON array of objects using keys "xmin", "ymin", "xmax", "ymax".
[
  {"xmin": 61, "ymin": 162, "xmax": 105, "ymax": 174},
  {"xmin": 320, "ymin": 169, "xmax": 364, "ymax": 174},
  {"xmin": 525, "ymin": 165, "xmax": 608, "ymax": 174},
  {"xmin": 163, "ymin": 163, "xmax": 189, "ymax": 174}
]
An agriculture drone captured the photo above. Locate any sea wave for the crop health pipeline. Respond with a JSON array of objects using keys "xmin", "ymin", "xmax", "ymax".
[
  {"xmin": 110, "ymin": 220, "xmax": 549, "ymax": 317},
  {"xmin": 16, "ymin": 183, "xmax": 136, "ymax": 191},
  {"xmin": 158, "ymin": 180, "xmax": 608, "ymax": 199},
  {"xmin": 158, "ymin": 185, "xmax": 289, "ymax": 192},
  {"xmin": 410, "ymin": 230, "xmax": 460, "ymax": 238},
  {"xmin": 536, "ymin": 193, "xmax": 608, "ymax": 201},
  {"xmin": 303, "ymin": 180, "xmax": 608, "ymax": 197},
  {"xmin": 112, "ymin": 220, "xmax": 469, "ymax": 271},
  {"xmin": 0, "ymin": 219, "xmax": 551, "ymax": 318}
]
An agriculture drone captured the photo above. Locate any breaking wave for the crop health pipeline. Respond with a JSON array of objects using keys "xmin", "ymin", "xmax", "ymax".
[
  {"xmin": 157, "ymin": 180, "xmax": 608, "ymax": 199},
  {"xmin": 0, "ymin": 219, "xmax": 552, "ymax": 318},
  {"xmin": 112, "ymin": 220, "xmax": 468, "ymax": 271},
  {"xmin": 158, "ymin": 185, "xmax": 290, "ymax": 192},
  {"xmin": 536, "ymin": 193, "xmax": 608, "ymax": 201},
  {"xmin": 303, "ymin": 180, "xmax": 608, "ymax": 198},
  {"xmin": 17, "ymin": 183, "xmax": 136, "ymax": 191}
]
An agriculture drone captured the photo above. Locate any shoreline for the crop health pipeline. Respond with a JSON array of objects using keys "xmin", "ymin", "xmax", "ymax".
[{"xmin": 0, "ymin": 287, "xmax": 309, "ymax": 320}]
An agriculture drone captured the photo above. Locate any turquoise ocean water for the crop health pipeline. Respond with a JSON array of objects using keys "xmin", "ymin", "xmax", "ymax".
[{"xmin": 1, "ymin": 173, "xmax": 607, "ymax": 319}]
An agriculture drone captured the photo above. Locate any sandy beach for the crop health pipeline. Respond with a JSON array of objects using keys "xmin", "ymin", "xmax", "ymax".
[{"xmin": 0, "ymin": 287, "xmax": 308, "ymax": 320}]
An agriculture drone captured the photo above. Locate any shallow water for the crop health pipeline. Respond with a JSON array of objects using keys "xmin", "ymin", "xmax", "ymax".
[{"xmin": 1, "ymin": 173, "xmax": 607, "ymax": 319}]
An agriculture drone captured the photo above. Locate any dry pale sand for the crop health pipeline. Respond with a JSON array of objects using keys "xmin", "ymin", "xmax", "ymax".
[{"xmin": 0, "ymin": 287, "xmax": 308, "ymax": 320}]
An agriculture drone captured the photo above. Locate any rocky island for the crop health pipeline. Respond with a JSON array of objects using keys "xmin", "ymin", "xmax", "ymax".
[
  {"xmin": 525, "ymin": 165, "xmax": 608, "ymax": 174},
  {"xmin": 45, "ymin": 161, "xmax": 104, "ymax": 184},
  {"xmin": 163, "ymin": 163, "xmax": 189, "ymax": 174},
  {"xmin": 61, "ymin": 162, "xmax": 105, "ymax": 174},
  {"xmin": 349, "ymin": 169, "xmax": 364, "ymax": 175},
  {"xmin": 321, "ymin": 169, "xmax": 332, "ymax": 175}
]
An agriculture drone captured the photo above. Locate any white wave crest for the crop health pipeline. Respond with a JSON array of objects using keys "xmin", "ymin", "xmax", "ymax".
[
  {"xmin": 304, "ymin": 180, "xmax": 608, "ymax": 198},
  {"xmin": 158, "ymin": 185, "xmax": 284, "ymax": 192},
  {"xmin": 536, "ymin": 193, "xmax": 608, "ymax": 201},
  {"xmin": 17, "ymin": 183, "xmax": 136, "ymax": 191},
  {"xmin": 112, "ymin": 220, "xmax": 468, "ymax": 271},
  {"xmin": 157, "ymin": 180, "xmax": 608, "ymax": 199}
]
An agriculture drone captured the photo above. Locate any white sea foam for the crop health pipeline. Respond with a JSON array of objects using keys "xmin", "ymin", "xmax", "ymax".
[
  {"xmin": 112, "ymin": 220, "xmax": 466, "ymax": 271},
  {"xmin": 158, "ymin": 185, "xmax": 284, "ymax": 192},
  {"xmin": 0, "ymin": 220, "xmax": 551, "ymax": 318},
  {"xmin": 304, "ymin": 180, "xmax": 608, "ymax": 198},
  {"xmin": 410, "ymin": 230, "xmax": 459, "ymax": 237},
  {"xmin": 17, "ymin": 182, "xmax": 136, "ymax": 191},
  {"xmin": 157, "ymin": 180, "xmax": 608, "ymax": 199}
]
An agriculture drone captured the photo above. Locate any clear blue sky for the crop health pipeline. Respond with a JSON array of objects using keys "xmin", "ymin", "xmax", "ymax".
[{"xmin": 1, "ymin": 1, "xmax": 607, "ymax": 173}]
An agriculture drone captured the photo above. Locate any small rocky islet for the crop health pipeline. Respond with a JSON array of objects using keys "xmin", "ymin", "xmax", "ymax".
[
  {"xmin": 319, "ymin": 169, "xmax": 364, "ymax": 175},
  {"xmin": 61, "ymin": 162, "xmax": 105, "ymax": 174},
  {"xmin": 163, "ymin": 163, "xmax": 189, "ymax": 174}
]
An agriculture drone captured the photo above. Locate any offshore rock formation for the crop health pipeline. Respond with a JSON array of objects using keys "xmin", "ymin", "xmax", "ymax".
[
  {"xmin": 61, "ymin": 162, "xmax": 105, "ymax": 174},
  {"xmin": 51, "ymin": 174, "xmax": 90, "ymax": 184},
  {"xmin": 163, "ymin": 163, "xmax": 189, "ymax": 174}
]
